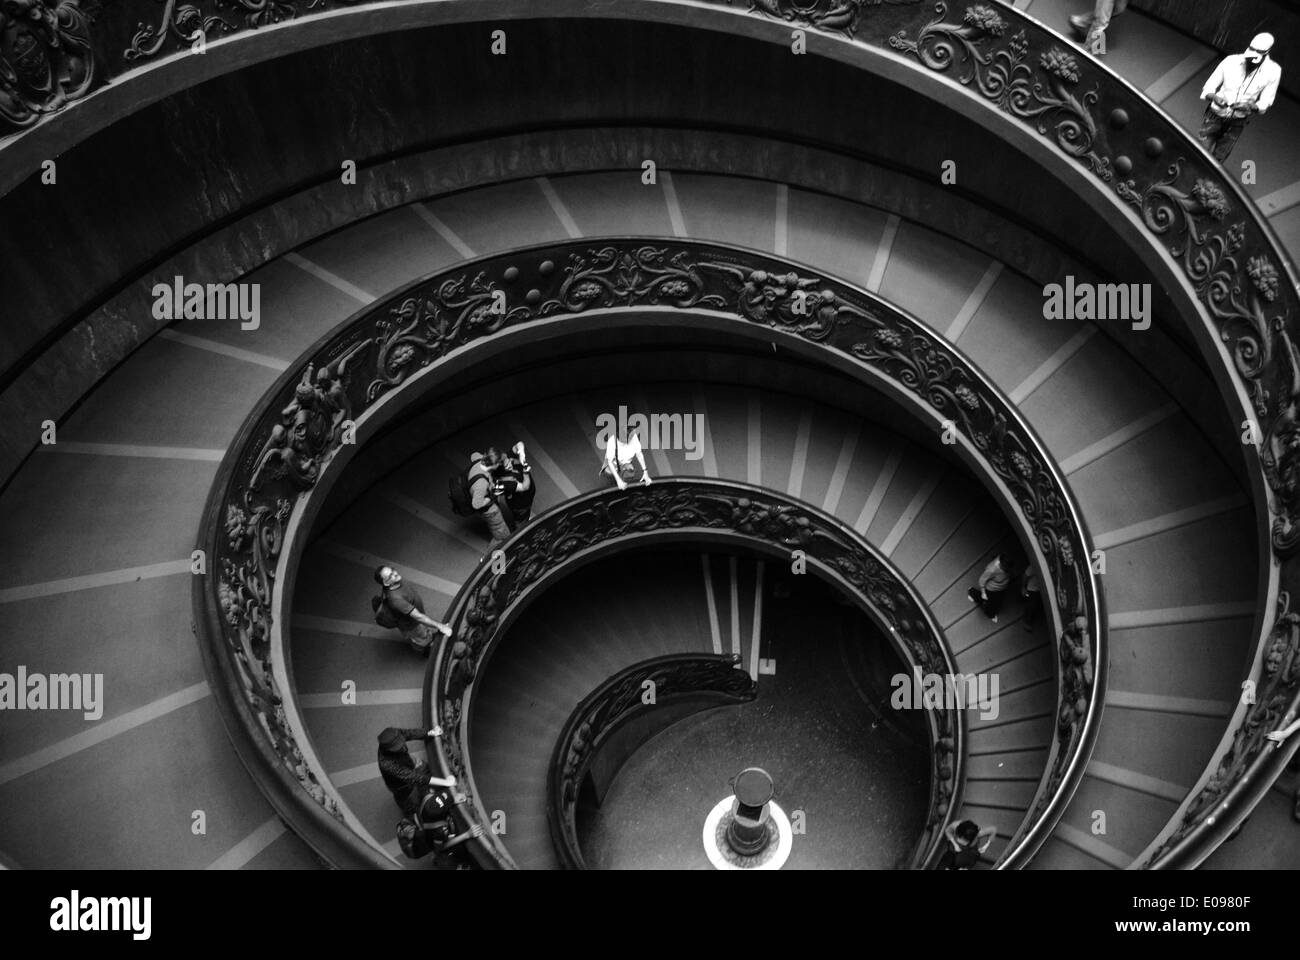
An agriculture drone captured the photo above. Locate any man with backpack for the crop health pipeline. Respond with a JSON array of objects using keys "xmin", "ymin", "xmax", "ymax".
[
  {"xmin": 371, "ymin": 565, "xmax": 453, "ymax": 654},
  {"xmin": 448, "ymin": 447, "xmax": 520, "ymax": 549}
]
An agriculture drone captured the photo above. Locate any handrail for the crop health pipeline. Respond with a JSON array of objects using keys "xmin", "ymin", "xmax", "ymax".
[
  {"xmin": 194, "ymin": 236, "xmax": 1101, "ymax": 868},
  {"xmin": 424, "ymin": 477, "xmax": 967, "ymax": 869},
  {"xmin": 548, "ymin": 653, "xmax": 758, "ymax": 870},
  {"xmin": 1137, "ymin": 589, "xmax": 1300, "ymax": 868}
]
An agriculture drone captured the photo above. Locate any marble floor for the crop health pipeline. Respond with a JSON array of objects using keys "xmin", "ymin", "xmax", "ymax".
[{"xmin": 579, "ymin": 573, "xmax": 932, "ymax": 869}]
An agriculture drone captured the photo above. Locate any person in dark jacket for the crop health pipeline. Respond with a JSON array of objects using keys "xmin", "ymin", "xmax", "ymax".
[
  {"xmin": 1021, "ymin": 567, "xmax": 1042, "ymax": 632},
  {"xmin": 377, "ymin": 726, "xmax": 456, "ymax": 816},
  {"xmin": 496, "ymin": 441, "xmax": 536, "ymax": 528},
  {"xmin": 937, "ymin": 819, "xmax": 996, "ymax": 870}
]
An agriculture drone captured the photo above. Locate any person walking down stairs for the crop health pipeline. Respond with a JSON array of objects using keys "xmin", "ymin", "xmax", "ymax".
[
  {"xmin": 467, "ymin": 449, "xmax": 514, "ymax": 548},
  {"xmin": 377, "ymin": 727, "xmax": 457, "ymax": 816},
  {"xmin": 968, "ymin": 554, "xmax": 1013, "ymax": 624},
  {"xmin": 1198, "ymin": 33, "xmax": 1282, "ymax": 161},
  {"xmin": 601, "ymin": 428, "xmax": 653, "ymax": 490},
  {"xmin": 1021, "ymin": 567, "xmax": 1042, "ymax": 632},
  {"xmin": 372, "ymin": 565, "xmax": 453, "ymax": 654},
  {"xmin": 1068, "ymin": 0, "xmax": 1128, "ymax": 55},
  {"xmin": 396, "ymin": 786, "xmax": 483, "ymax": 864},
  {"xmin": 938, "ymin": 819, "xmax": 997, "ymax": 870},
  {"xmin": 448, "ymin": 445, "xmax": 535, "ymax": 549}
]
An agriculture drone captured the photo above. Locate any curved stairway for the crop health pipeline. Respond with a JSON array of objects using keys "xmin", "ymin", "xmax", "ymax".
[
  {"xmin": 529, "ymin": 556, "xmax": 936, "ymax": 870},
  {"xmin": 470, "ymin": 549, "xmax": 746, "ymax": 870},
  {"xmin": 294, "ymin": 381, "xmax": 1053, "ymax": 866},
  {"xmin": 1018, "ymin": 0, "xmax": 1300, "ymax": 867},
  {"xmin": 1021, "ymin": 0, "xmax": 1300, "ymax": 264},
  {"xmin": 0, "ymin": 166, "xmax": 1259, "ymax": 868}
]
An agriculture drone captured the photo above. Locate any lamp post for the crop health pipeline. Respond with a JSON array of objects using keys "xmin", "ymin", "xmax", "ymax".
[
  {"xmin": 703, "ymin": 766, "xmax": 793, "ymax": 869},
  {"xmin": 726, "ymin": 767, "xmax": 775, "ymax": 856}
]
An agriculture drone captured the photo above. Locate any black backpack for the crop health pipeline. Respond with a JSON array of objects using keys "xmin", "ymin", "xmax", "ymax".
[
  {"xmin": 396, "ymin": 791, "xmax": 454, "ymax": 859},
  {"xmin": 939, "ymin": 842, "xmax": 982, "ymax": 870},
  {"xmin": 952, "ymin": 845, "xmax": 981, "ymax": 869},
  {"xmin": 448, "ymin": 468, "xmax": 491, "ymax": 516}
]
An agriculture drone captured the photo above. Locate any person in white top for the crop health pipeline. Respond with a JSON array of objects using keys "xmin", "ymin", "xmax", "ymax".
[
  {"xmin": 1068, "ymin": 0, "xmax": 1129, "ymax": 56},
  {"xmin": 1199, "ymin": 33, "xmax": 1283, "ymax": 161},
  {"xmin": 602, "ymin": 431, "xmax": 652, "ymax": 489}
]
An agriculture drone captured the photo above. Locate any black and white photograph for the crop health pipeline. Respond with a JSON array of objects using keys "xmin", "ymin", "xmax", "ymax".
[{"xmin": 0, "ymin": 0, "xmax": 1295, "ymax": 937}]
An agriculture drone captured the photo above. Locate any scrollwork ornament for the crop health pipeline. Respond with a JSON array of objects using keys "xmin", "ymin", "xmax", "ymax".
[
  {"xmin": 217, "ymin": 491, "xmax": 344, "ymax": 821},
  {"xmin": 0, "ymin": 0, "xmax": 96, "ymax": 128},
  {"xmin": 124, "ymin": 0, "xmax": 369, "ymax": 63},
  {"xmin": 1116, "ymin": 163, "xmax": 1290, "ymax": 419},
  {"xmin": 365, "ymin": 273, "xmax": 537, "ymax": 403},
  {"xmin": 251, "ymin": 340, "xmax": 369, "ymax": 491},
  {"xmin": 890, "ymin": 5, "xmax": 1110, "ymax": 178},
  {"xmin": 1261, "ymin": 326, "xmax": 1300, "ymax": 557},
  {"xmin": 556, "ymin": 245, "xmax": 720, "ymax": 312},
  {"xmin": 728, "ymin": 0, "xmax": 923, "ymax": 38}
]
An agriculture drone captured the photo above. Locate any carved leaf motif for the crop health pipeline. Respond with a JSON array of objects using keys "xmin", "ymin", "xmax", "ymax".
[
  {"xmin": 0, "ymin": 0, "xmax": 96, "ymax": 127},
  {"xmin": 730, "ymin": 0, "xmax": 923, "ymax": 38},
  {"xmin": 891, "ymin": 8, "xmax": 1109, "ymax": 178}
]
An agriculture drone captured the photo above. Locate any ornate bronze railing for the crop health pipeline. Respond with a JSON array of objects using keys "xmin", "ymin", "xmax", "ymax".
[
  {"xmin": 425, "ymin": 477, "xmax": 966, "ymax": 869},
  {"xmin": 1137, "ymin": 591, "xmax": 1300, "ymax": 868},
  {"xmin": 547, "ymin": 653, "xmax": 758, "ymax": 870},
  {"xmin": 193, "ymin": 236, "xmax": 1100, "ymax": 867}
]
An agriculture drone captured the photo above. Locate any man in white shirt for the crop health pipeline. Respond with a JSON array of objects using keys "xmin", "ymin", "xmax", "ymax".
[{"xmin": 1199, "ymin": 33, "xmax": 1283, "ymax": 161}]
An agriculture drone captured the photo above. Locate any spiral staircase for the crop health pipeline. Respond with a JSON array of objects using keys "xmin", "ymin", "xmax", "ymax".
[{"xmin": 0, "ymin": 0, "xmax": 1297, "ymax": 870}]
